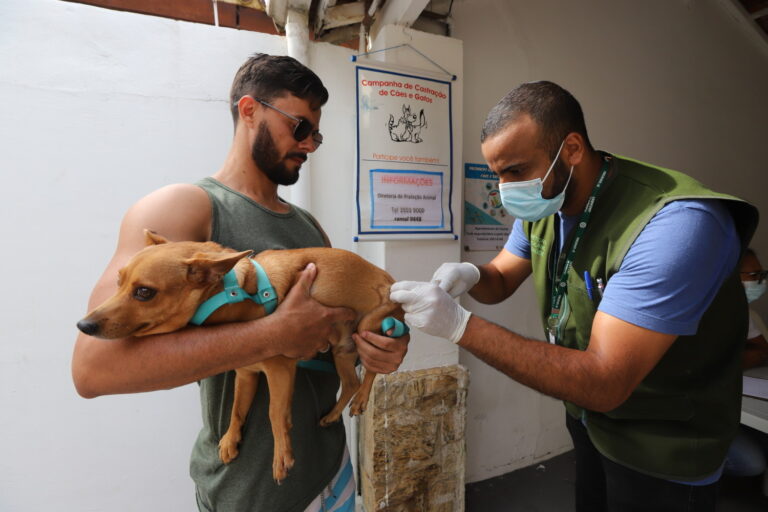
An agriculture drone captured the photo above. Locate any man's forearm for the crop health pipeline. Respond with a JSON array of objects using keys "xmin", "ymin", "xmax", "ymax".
[
  {"xmin": 72, "ymin": 314, "xmax": 289, "ymax": 398},
  {"xmin": 468, "ymin": 264, "xmax": 513, "ymax": 304},
  {"xmin": 457, "ymin": 315, "xmax": 626, "ymax": 412}
]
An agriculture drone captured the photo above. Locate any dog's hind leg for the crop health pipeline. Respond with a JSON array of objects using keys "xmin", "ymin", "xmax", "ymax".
[
  {"xmin": 262, "ymin": 357, "xmax": 298, "ymax": 483},
  {"xmin": 350, "ymin": 369, "xmax": 377, "ymax": 417},
  {"xmin": 320, "ymin": 340, "xmax": 360, "ymax": 426},
  {"xmin": 348, "ymin": 305, "xmax": 401, "ymax": 416},
  {"xmin": 219, "ymin": 369, "xmax": 260, "ymax": 464}
]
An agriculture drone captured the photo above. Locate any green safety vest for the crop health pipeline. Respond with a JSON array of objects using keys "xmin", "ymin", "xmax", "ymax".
[{"xmin": 524, "ymin": 155, "xmax": 758, "ymax": 481}]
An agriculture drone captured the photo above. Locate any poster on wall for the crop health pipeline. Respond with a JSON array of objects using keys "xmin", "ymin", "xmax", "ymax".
[
  {"xmin": 355, "ymin": 65, "xmax": 454, "ymax": 240},
  {"xmin": 463, "ymin": 163, "xmax": 513, "ymax": 251}
]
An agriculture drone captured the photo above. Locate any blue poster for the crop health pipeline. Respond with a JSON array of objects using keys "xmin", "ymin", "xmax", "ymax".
[{"xmin": 463, "ymin": 163, "xmax": 513, "ymax": 251}]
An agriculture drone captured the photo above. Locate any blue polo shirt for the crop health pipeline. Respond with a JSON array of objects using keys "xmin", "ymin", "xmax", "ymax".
[{"xmin": 505, "ymin": 199, "xmax": 740, "ymax": 335}]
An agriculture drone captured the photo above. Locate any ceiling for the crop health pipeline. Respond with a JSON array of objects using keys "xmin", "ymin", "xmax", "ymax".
[
  {"xmin": 283, "ymin": 0, "xmax": 768, "ymax": 50},
  {"xmin": 735, "ymin": 0, "xmax": 768, "ymax": 36},
  {"xmin": 309, "ymin": 0, "xmax": 454, "ymax": 47},
  {"xmin": 65, "ymin": 0, "xmax": 767, "ymax": 52}
]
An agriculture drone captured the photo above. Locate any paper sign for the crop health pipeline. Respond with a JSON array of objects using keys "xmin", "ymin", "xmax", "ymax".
[
  {"xmin": 355, "ymin": 65, "xmax": 454, "ymax": 239},
  {"xmin": 370, "ymin": 169, "xmax": 443, "ymax": 228}
]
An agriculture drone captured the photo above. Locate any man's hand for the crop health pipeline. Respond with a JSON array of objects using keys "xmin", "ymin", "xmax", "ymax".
[
  {"xmin": 431, "ymin": 262, "xmax": 480, "ymax": 298},
  {"xmin": 353, "ymin": 330, "xmax": 409, "ymax": 374},
  {"xmin": 390, "ymin": 281, "xmax": 471, "ymax": 344},
  {"xmin": 274, "ymin": 263, "xmax": 357, "ymax": 359}
]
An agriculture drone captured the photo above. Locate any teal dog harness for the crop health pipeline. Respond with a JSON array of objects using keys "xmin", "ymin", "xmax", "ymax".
[{"xmin": 189, "ymin": 259, "xmax": 277, "ymax": 326}]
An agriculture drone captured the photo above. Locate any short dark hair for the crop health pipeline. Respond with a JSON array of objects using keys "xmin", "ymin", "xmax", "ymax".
[
  {"xmin": 481, "ymin": 81, "xmax": 593, "ymax": 157},
  {"xmin": 229, "ymin": 53, "xmax": 329, "ymax": 126}
]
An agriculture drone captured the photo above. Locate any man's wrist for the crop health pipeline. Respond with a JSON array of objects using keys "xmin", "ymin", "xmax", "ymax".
[{"xmin": 254, "ymin": 314, "xmax": 292, "ymax": 359}]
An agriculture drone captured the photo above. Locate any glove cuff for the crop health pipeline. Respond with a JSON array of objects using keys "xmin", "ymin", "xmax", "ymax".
[
  {"xmin": 461, "ymin": 262, "xmax": 481, "ymax": 286},
  {"xmin": 449, "ymin": 306, "xmax": 472, "ymax": 344}
]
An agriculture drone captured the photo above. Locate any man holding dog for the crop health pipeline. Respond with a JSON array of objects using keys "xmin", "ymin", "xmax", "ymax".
[
  {"xmin": 391, "ymin": 81, "xmax": 758, "ymax": 511},
  {"xmin": 73, "ymin": 54, "xmax": 409, "ymax": 512}
]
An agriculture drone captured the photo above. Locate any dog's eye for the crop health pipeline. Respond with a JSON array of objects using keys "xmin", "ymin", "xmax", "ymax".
[{"xmin": 133, "ymin": 287, "xmax": 157, "ymax": 302}]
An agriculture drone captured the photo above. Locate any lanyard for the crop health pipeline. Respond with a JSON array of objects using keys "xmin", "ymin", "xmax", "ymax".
[{"xmin": 547, "ymin": 155, "xmax": 611, "ymax": 343}]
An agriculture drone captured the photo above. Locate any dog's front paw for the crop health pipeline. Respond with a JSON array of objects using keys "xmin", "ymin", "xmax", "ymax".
[
  {"xmin": 218, "ymin": 432, "xmax": 241, "ymax": 464},
  {"xmin": 273, "ymin": 451, "xmax": 295, "ymax": 484}
]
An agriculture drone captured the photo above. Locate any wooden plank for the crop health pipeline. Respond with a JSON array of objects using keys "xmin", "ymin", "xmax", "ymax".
[
  {"xmin": 317, "ymin": 24, "xmax": 360, "ymax": 44},
  {"xmin": 322, "ymin": 1, "xmax": 365, "ymax": 30},
  {"xmin": 62, "ymin": 0, "xmax": 277, "ymax": 34},
  {"xmin": 314, "ymin": 0, "xmax": 338, "ymax": 33},
  {"xmin": 217, "ymin": 0, "xmax": 264, "ymax": 10},
  {"xmin": 218, "ymin": 3, "xmax": 280, "ymax": 33},
  {"xmin": 63, "ymin": 0, "xmax": 216, "ymax": 25}
]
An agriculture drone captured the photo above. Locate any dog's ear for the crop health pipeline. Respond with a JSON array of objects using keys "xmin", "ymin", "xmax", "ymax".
[
  {"xmin": 144, "ymin": 230, "xmax": 169, "ymax": 246},
  {"xmin": 184, "ymin": 250, "xmax": 253, "ymax": 286}
]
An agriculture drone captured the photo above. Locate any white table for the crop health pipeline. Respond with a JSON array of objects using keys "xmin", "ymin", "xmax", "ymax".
[
  {"xmin": 741, "ymin": 395, "xmax": 768, "ymax": 434},
  {"xmin": 742, "ymin": 365, "xmax": 768, "ymax": 434},
  {"xmin": 740, "ymin": 392, "xmax": 768, "ymax": 495}
]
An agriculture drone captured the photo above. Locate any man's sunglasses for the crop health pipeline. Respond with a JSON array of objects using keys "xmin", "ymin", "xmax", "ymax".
[
  {"xmin": 741, "ymin": 270, "xmax": 768, "ymax": 284},
  {"xmin": 241, "ymin": 96, "xmax": 323, "ymax": 148}
]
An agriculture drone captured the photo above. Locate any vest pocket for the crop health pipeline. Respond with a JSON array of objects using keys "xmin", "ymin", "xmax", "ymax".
[{"xmin": 563, "ymin": 279, "xmax": 597, "ymax": 350}]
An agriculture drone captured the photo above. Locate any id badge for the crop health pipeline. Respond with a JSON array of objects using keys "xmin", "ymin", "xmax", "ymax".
[{"xmin": 547, "ymin": 315, "xmax": 559, "ymax": 344}]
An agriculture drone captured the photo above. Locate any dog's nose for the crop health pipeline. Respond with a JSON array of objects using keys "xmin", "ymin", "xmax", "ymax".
[{"xmin": 76, "ymin": 319, "xmax": 100, "ymax": 336}]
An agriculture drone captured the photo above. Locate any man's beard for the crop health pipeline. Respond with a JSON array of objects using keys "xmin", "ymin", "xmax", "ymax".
[
  {"xmin": 251, "ymin": 121, "xmax": 306, "ymax": 186},
  {"xmin": 548, "ymin": 157, "xmax": 572, "ymax": 198}
]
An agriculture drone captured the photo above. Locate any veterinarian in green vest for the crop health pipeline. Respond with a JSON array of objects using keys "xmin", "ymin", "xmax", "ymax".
[
  {"xmin": 391, "ymin": 81, "xmax": 758, "ymax": 512},
  {"xmin": 73, "ymin": 54, "xmax": 409, "ymax": 512}
]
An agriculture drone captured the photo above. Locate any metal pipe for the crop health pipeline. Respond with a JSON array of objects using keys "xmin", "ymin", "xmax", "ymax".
[{"xmin": 285, "ymin": 8, "xmax": 312, "ymax": 211}]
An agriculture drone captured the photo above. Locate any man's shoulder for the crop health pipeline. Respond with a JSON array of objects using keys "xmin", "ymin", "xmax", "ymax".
[
  {"xmin": 123, "ymin": 183, "xmax": 211, "ymax": 242},
  {"xmin": 132, "ymin": 183, "xmax": 209, "ymax": 213},
  {"xmin": 650, "ymin": 198, "xmax": 735, "ymax": 236},
  {"xmin": 143, "ymin": 182, "xmax": 209, "ymax": 203}
]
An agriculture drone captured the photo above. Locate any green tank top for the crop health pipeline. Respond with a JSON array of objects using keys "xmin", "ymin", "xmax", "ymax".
[
  {"xmin": 190, "ymin": 177, "xmax": 345, "ymax": 512},
  {"xmin": 525, "ymin": 156, "xmax": 758, "ymax": 481}
]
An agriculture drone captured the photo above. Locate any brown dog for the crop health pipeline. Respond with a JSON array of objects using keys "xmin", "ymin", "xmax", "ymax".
[{"xmin": 77, "ymin": 230, "xmax": 405, "ymax": 482}]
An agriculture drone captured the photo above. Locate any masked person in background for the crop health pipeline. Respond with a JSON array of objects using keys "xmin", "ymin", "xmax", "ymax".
[
  {"xmin": 724, "ymin": 248, "xmax": 768, "ymax": 481},
  {"xmin": 390, "ymin": 81, "xmax": 759, "ymax": 512},
  {"xmin": 741, "ymin": 248, "xmax": 768, "ymax": 369}
]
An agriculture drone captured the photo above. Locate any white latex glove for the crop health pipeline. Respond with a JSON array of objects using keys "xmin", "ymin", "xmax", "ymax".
[
  {"xmin": 431, "ymin": 262, "xmax": 480, "ymax": 298},
  {"xmin": 390, "ymin": 281, "xmax": 471, "ymax": 344}
]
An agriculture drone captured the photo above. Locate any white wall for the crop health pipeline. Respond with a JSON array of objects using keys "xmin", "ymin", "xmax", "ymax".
[
  {"xmin": 0, "ymin": 1, "xmax": 351, "ymax": 511},
  {"xmin": 0, "ymin": 1, "xmax": 465, "ymax": 510},
  {"xmin": 452, "ymin": 0, "xmax": 768, "ymax": 483}
]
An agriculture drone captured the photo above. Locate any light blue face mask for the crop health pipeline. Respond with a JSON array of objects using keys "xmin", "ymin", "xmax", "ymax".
[
  {"xmin": 743, "ymin": 280, "xmax": 767, "ymax": 303},
  {"xmin": 499, "ymin": 139, "xmax": 573, "ymax": 221}
]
